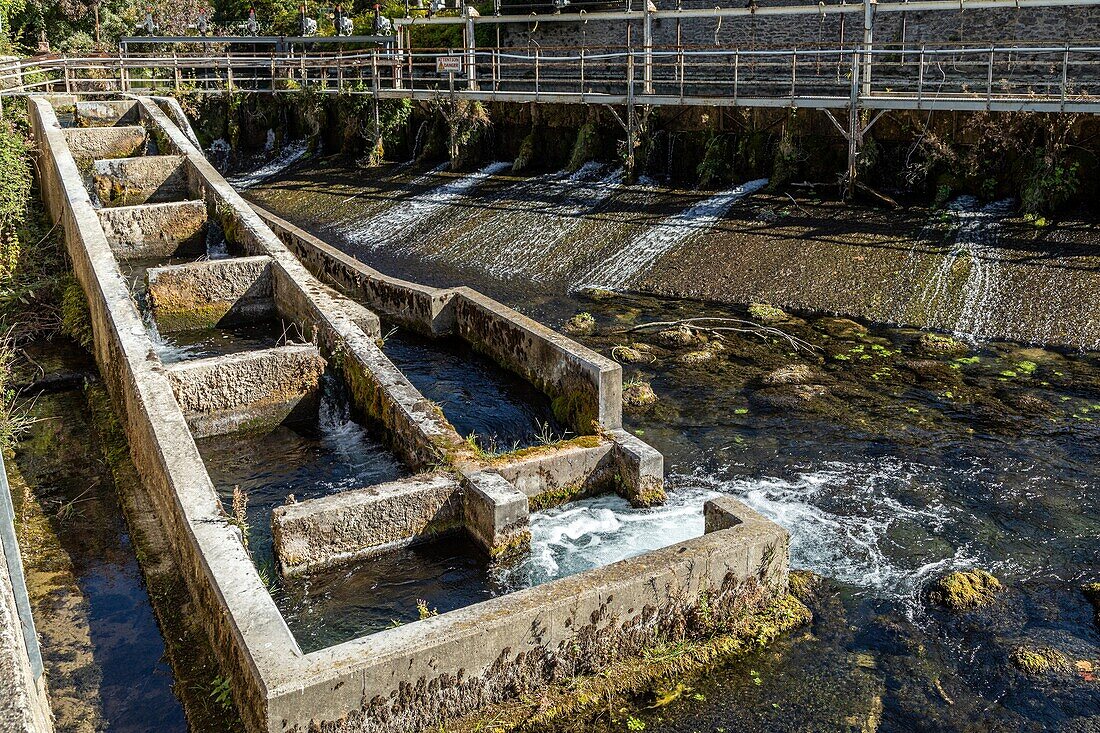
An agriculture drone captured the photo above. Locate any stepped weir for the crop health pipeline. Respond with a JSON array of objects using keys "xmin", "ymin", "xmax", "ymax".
[{"xmin": 18, "ymin": 93, "xmax": 791, "ymax": 732}]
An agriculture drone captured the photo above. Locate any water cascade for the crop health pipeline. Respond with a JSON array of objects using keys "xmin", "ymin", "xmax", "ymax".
[
  {"xmin": 578, "ymin": 178, "xmax": 769, "ymax": 290},
  {"xmin": 228, "ymin": 140, "xmax": 311, "ymax": 189},
  {"xmin": 339, "ymin": 161, "xmax": 509, "ymax": 250}
]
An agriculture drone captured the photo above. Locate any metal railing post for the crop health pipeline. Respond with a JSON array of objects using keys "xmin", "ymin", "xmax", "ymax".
[
  {"xmin": 790, "ymin": 49, "xmax": 797, "ymax": 101},
  {"xmin": 466, "ymin": 13, "xmax": 478, "ymax": 91},
  {"xmin": 226, "ymin": 53, "xmax": 234, "ymax": 91},
  {"xmin": 643, "ymin": 8, "xmax": 653, "ymax": 94},
  {"xmin": 534, "ymin": 47, "xmax": 540, "ymax": 100},
  {"xmin": 580, "ymin": 47, "xmax": 586, "ymax": 100},
  {"xmin": 986, "ymin": 46, "xmax": 994, "ymax": 107},
  {"xmin": 733, "ymin": 49, "xmax": 739, "ymax": 103},
  {"xmin": 917, "ymin": 44, "xmax": 925, "ymax": 106},
  {"xmin": 1061, "ymin": 45, "xmax": 1070, "ymax": 110}
]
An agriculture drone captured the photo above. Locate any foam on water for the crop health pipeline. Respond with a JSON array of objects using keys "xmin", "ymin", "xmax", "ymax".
[
  {"xmin": 499, "ymin": 485, "xmax": 719, "ymax": 589},
  {"xmin": 229, "ymin": 140, "xmax": 310, "ymax": 190},
  {"xmin": 577, "ymin": 178, "xmax": 769, "ymax": 290},
  {"xmin": 676, "ymin": 461, "xmax": 994, "ymax": 613},
  {"xmin": 340, "ymin": 161, "xmax": 509, "ymax": 250}
]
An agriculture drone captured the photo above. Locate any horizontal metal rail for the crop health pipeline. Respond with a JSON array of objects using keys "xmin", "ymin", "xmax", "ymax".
[{"xmin": 0, "ymin": 45, "xmax": 1097, "ymax": 114}]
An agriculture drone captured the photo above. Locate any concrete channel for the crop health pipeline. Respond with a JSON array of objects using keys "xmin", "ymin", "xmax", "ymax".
[{"xmin": 19, "ymin": 93, "xmax": 791, "ymax": 732}]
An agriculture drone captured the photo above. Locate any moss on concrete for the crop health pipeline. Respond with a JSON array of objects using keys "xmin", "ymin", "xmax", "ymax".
[
  {"xmin": 446, "ymin": 593, "xmax": 811, "ymax": 733},
  {"xmin": 926, "ymin": 569, "xmax": 1003, "ymax": 611}
]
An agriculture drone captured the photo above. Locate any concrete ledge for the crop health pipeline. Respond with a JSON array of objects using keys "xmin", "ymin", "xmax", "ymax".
[
  {"xmin": 146, "ymin": 255, "xmax": 275, "ymax": 333},
  {"xmin": 495, "ymin": 438, "xmax": 615, "ymax": 509},
  {"xmin": 449, "ymin": 288, "xmax": 623, "ymax": 434},
  {"xmin": 64, "ymin": 125, "xmax": 145, "ymax": 162},
  {"xmin": 92, "ymin": 154, "xmax": 188, "ymax": 207},
  {"xmin": 257, "ymin": 207, "xmax": 453, "ymax": 335},
  {"xmin": 272, "ymin": 473, "xmax": 463, "ymax": 576},
  {"xmin": 166, "ymin": 344, "xmax": 326, "ymax": 438},
  {"xmin": 608, "ymin": 429, "xmax": 666, "ymax": 507},
  {"xmin": 97, "ymin": 200, "xmax": 208, "ymax": 260},
  {"xmin": 462, "ymin": 470, "xmax": 530, "ymax": 559},
  {"xmin": 75, "ymin": 100, "xmax": 138, "ymax": 127}
]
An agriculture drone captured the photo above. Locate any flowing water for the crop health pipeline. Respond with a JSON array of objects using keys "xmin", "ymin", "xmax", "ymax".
[{"xmin": 240, "ymin": 159, "xmax": 1100, "ymax": 731}]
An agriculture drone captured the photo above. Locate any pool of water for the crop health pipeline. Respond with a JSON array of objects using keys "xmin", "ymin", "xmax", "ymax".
[{"xmin": 383, "ymin": 329, "xmax": 566, "ymax": 450}]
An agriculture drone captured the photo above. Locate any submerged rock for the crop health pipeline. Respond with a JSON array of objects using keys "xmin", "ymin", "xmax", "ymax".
[
  {"xmin": 612, "ymin": 343, "xmax": 654, "ymax": 364},
  {"xmin": 927, "ymin": 569, "xmax": 1004, "ymax": 612},
  {"xmin": 752, "ymin": 384, "xmax": 831, "ymax": 411},
  {"xmin": 654, "ymin": 325, "xmax": 703, "ymax": 348},
  {"xmin": 678, "ymin": 349, "xmax": 716, "ymax": 366},
  {"xmin": 1010, "ymin": 645, "xmax": 1069, "ymax": 675},
  {"xmin": 919, "ymin": 332, "xmax": 968, "ymax": 355},
  {"xmin": 564, "ymin": 312, "xmax": 597, "ymax": 336},
  {"xmin": 1083, "ymin": 582, "xmax": 1100, "ymax": 627},
  {"xmin": 747, "ymin": 302, "xmax": 789, "ymax": 324},
  {"xmin": 815, "ymin": 317, "xmax": 869, "ymax": 339},
  {"xmin": 762, "ymin": 363, "xmax": 818, "ymax": 386},
  {"xmin": 623, "ymin": 381, "xmax": 658, "ymax": 410}
]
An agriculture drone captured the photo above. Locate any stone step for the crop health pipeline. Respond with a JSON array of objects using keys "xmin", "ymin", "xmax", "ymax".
[
  {"xmin": 97, "ymin": 200, "xmax": 208, "ymax": 260},
  {"xmin": 92, "ymin": 154, "xmax": 189, "ymax": 207}
]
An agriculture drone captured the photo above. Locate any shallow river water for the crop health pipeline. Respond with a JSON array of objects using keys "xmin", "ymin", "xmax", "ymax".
[{"xmin": 242, "ymin": 156, "xmax": 1100, "ymax": 731}]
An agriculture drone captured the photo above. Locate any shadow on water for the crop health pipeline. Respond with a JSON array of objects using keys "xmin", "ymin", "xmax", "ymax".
[
  {"xmin": 12, "ymin": 378, "xmax": 186, "ymax": 733},
  {"xmin": 382, "ymin": 329, "xmax": 566, "ymax": 449}
]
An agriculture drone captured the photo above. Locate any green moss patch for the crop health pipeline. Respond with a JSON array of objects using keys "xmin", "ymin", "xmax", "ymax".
[{"xmin": 926, "ymin": 569, "xmax": 1003, "ymax": 611}]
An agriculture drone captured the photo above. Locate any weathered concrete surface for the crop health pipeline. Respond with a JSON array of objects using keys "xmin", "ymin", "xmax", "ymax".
[
  {"xmin": 96, "ymin": 200, "xmax": 207, "ymax": 259},
  {"xmin": 92, "ymin": 154, "xmax": 187, "ymax": 207},
  {"xmin": 451, "ymin": 288, "xmax": 623, "ymax": 434},
  {"xmin": 609, "ymin": 428, "xmax": 666, "ymax": 507},
  {"xmin": 146, "ymin": 255, "xmax": 275, "ymax": 332},
  {"xmin": 256, "ymin": 209, "xmax": 625, "ymax": 435},
  {"xmin": 495, "ymin": 438, "xmax": 614, "ymax": 508},
  {"xmin": 259, "ymin": 207, "xmax": 454, "ymax": 335},
  {"xmin": 462, "ymin": 470, "xmax": 531, "ymax": 559},
  {"xmin": 75, "ymin": 100, "xmax": 138, "ymax": 127},
  {"xmin": 270, "ymin": 496, "xmax": 789, "ymax": 733},
  {"xmin": 63, "ymin": 125, "xmax": 145, "ymax": 162},
  {"xmin": 166, "ymin": 344, "xmax": 326, "ymax": 438},
  {"xmin": 272, "ymin": 473, "xmax": 463, "ymax": 575}
]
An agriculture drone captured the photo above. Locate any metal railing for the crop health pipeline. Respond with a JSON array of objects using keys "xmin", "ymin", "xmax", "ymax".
[
  {"xmin": 0, "ymin": 44, "xmax": 1096, "ymax": 113},
  {"xmin": 0, "ymin": 451, "xmax": 43, "ymax": 682}
]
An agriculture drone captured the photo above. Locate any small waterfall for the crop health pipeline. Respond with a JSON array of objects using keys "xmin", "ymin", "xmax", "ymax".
[
  {"xmin": 228, "ymin": 140, "xmax": 310, "ymax": 190},
  {"xmin": 410, "ymin": 120, "xmax": 429, "ymax": 162},
  {"xmin": 916, "ymin": 196, "xmax": 1015, "ymax": 340},
  {"xmin": 141, "ymin": 307, "xmax": 201, "ymax": 364},
  {"xmin": 205, "ymin": 218, "xmax": 229, "ymax": 260},
  {"xmin": 339, "ymin": 161, "xmax": 510, "ymax": 251},
  {"xmin": 497, "ymin": 486, "xmax": 718, "ymax": 589},
  {"xmin": 317, "ymin": 374, "xmax": 384, "ymax": 487},
  {"xmin": 577, "ymin": 177, "xmax": 769, "ymax": 291}
]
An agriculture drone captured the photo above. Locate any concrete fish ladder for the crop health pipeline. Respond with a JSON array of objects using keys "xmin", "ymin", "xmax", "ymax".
[
  {"xmin": 339, "ymin": 161, "xmax": 510, "ymax": 251},
  {"xmin": 577, "ymin": 177, "xmax": 769, "ymax": 291}
]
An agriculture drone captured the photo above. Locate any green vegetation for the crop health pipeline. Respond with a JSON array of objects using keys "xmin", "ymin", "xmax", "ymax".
[
  {"xmin": 1010, "ymin": 645, "xmax": 1069, "ymax": 675},
  {"xmin": 926, "ymin": 569, "xmax": 1004, "ymax": 612}
]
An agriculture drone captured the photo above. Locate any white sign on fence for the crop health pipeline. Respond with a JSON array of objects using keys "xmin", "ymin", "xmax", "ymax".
[{"xmin": 436, "ymin": 55, "xmax": 464, "ymax": 75}]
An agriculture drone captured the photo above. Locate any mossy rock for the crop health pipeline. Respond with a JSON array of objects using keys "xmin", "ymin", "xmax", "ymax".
[
  {"xmin": 623, "ymin": 381, "xmax": 658, "ymax": 411},
  {"xmin": 653, "ymin": 325, "xmax": 703, "ymax": 348},
  {"xmin": 564, "ymin": 312, "xmax": 596, "ymax": 336},
  {"xmin": 1010, "ymin": 645, "xmax": 1069, "ymax": 675},
  {"xmin": 926, "ymin": 569, "xmax": 1003, "ymax": 612},
  {"xmin": 575, "ymin": 286, "xmax": 617, "ymax": 301},
  {"xmin": 612, "ymin": 344, "xmax": 654, "ymax": 364},
  {"xmin": 678, "ymin": 349, "xmax": 716, "ymax": 366},
  {"xmin": 762, "ymin": 363, "xmax": 818, "ymax": 386},
  {"xmin": 815, "ymin": 317, "xmax": 869, "ymax": 339},
  {"xmin": 747, "ymin": 302, "xmax": 789, "ymax": 324},
  {"xmin": 918, "ymin": 332, "xmax": 968, "ymax": 355},
  {"xmin": 788, "ymin": 570, "xmax": 824, "ymax": 605}
]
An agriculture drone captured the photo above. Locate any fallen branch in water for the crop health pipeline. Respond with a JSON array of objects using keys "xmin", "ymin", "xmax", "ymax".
[{"xmin": 620, "ymin": 317, "xmax": 819, "ymax": 353}]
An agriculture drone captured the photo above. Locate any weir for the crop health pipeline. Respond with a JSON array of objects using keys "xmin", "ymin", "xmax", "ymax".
[{"xmin": 23, "ymin": 93, "xmax": 791, "ymax": 733}]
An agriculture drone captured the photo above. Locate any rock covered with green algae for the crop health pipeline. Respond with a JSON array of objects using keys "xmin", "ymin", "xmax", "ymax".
[
  {"xmin": 1010, "ymin": 645, "xmax": 1070, "ymax": 675},
  {"xmin": 918, "ymin": 332, "xmax": 969, "ymax": 355},
  {"xmin": 623, "ymin": 380, "xmax": 658, "ymax": 411},
  {"xmin": 563, "ymin": 312, "xmax": 596, "ymax": 336},
  {"xmin": 926, "ymin": 569, "xmax": 1004, "ymax": 611},
  {"xmin": 747, "ymin": 302, "xmax": 789, "ymax": 324}
]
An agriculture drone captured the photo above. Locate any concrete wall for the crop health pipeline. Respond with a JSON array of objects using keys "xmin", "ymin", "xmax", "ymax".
[
  {"xmin": 97, "ymin": 200, "xmax": 208, "ymax": 260},
  {"xmin": 146, "ymin": 255, "xmax": 276, "ymax": 332}
]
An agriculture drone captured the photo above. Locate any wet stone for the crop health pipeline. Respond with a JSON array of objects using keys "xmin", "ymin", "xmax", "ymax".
[
  {"xmin": 919, "ymin": 332, "xmax": 969, "ymax": 355},
  {"xmin": 564, "ymin": 312, "xmax": 597, "ymax": 336},
  {"xmin": 761, "ymin": 363, "xmax": 818, "ymax": 386},
  {"xmin": 653, "ymin": 325, "xmax": 703, "ymax": 348},
  {"xmin": 747, "ymin": 302, "xmax": 789, "ymax": 324},
  {"xmin": 623, "ymin": 381, "xmax": 658, "ymax": 411},
  {"xmin": 815, "ymin": 317, "xmax": 870, "ymax": 339},
  {"xmin": 926, "ymin": 569, "xmax": 1004, "ymax": 612}
]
